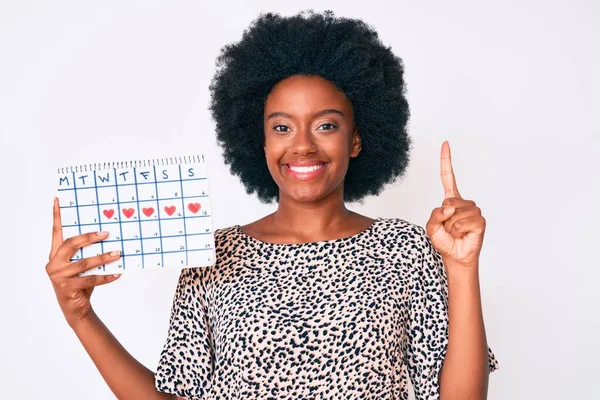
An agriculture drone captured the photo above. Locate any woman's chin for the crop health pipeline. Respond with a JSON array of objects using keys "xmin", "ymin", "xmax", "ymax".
[{"xmin": 280, "ymin": 184, "xmax": 338, "ymax": 203}]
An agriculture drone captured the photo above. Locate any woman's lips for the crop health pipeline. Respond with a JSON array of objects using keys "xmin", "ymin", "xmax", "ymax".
[{"xmin": 283, "ymin": 162, "xmax": 327, "ymax": 181}]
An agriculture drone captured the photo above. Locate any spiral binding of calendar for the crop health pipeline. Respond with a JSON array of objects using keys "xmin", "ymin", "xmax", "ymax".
[{"xmin": 57, "ymin": 154, "xmax": 205, "ymax": 174}]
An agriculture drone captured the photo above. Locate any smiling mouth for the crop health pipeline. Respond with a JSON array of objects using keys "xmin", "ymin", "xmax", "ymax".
[{"xmin": 283, "ymin": 162, "xmax": 327, "ymax": 180}]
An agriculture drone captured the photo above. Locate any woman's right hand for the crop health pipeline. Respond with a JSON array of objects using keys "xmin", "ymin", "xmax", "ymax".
[{"xmin": 46, "ymin": 197, "xmax": 122, "ymax": 328}]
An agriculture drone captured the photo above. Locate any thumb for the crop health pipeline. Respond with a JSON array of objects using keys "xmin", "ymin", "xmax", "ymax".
[{"xmin": 426, "ymin": 206, "xmax": 455, "ymax": 236}]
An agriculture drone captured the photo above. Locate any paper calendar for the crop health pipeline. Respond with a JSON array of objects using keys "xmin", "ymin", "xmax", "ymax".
[{"xmin": 56, "ymin": 155, "xmax": 215, "ymax": 275}]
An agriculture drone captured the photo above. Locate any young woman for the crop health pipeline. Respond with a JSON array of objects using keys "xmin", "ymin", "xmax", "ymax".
[{"xmin": 46, "ymin": 11, "xmax": 498, "ymax": 400}]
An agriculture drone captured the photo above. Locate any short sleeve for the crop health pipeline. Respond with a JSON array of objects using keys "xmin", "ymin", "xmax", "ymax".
[
  {"xmin": 155, "ymin": 267, "xmax": 214, "ymax": 399},
  {"xmin": 406, "ymin": 227, "xmax": 499, "ymax": 400}
]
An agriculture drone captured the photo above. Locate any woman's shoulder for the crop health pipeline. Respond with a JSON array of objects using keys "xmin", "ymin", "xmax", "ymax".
[
  {"xmin": 371, "ymin": 216, "xmax": 427, "ymax": 237},
  {"xmin": 213, "ymin": 224, "xmax": 242, "ymax": 247}
]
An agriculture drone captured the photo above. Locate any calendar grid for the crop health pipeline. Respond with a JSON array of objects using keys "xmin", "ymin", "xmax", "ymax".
[
  {"xmin": 178, "ymin": 165, "xmax": 189, "ymax": 265},
  {"xmin": 61, "ymin": 214, "xmax": 210, "ymax": 228},
  {"xmin": 152, "ymin": 165, "xmax": 165, "ymax": 269},
  {"xmin": 93, "ymin": 170, "xmax": 105, "ymax": 271},
  {"xmin": 113, "ymin": 168, "xmax": 126, "ymax": 271},
  {"xmin": 55, "ymin": 194, "xmax": 209, "ymax": 207},
  {"xmin": 56, "ymin": 155, "xmax": 215, "ymax": 275},
  {"xmin": 72, "ymin": 171, "xmax": 83, "ymax": 260}
]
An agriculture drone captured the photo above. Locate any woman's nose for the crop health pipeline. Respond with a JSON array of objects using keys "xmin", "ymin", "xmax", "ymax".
[{"xmin": 291, "ymin": 129, "xmax": 316, "ymax": 155}]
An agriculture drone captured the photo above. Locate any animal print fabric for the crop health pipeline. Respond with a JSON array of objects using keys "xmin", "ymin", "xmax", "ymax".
[{"xmin": 155, "ymin": 217, "xmax": 499, "ymax": 399}]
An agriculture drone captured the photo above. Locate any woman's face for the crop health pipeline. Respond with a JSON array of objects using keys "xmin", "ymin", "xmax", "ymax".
[{"xmin": 263, "ymin": 75, "xmax": 361, "ymax": 203}]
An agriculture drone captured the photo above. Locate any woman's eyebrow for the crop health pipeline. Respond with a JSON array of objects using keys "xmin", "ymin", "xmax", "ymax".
[{"xmin": 266, "ymin": 109, "xmax": 345, "ymax": 120}]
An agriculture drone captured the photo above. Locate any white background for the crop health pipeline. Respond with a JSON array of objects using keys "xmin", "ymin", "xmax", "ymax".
[{"xmin": 1, "ymin": 1, "xmax": 598, "ymax": 399}]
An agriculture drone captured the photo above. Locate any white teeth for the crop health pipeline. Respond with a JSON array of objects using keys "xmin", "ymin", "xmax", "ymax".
[{"xmin": 289, "ymin": 164, "xmax": 324, "ymax": 173}]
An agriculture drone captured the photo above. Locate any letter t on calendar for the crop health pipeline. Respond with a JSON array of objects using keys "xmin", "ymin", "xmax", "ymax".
[{"xmin": 56, "ymin": 156, "xmax": 216, "ymax": 275}]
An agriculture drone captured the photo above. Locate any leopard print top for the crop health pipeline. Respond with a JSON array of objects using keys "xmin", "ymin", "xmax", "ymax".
[{"xmin": 155, "ymin": 217, "xmax": 499, "ymax": 399}]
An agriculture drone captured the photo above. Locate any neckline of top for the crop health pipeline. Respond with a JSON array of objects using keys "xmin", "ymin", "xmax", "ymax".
[{"xmin": 235, "ymin": 217, "xmax": 382, "ymax": 247}]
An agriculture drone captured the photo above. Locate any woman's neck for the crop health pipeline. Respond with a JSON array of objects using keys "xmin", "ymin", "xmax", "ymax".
[{"xmin": 270, "ymin": 190, "xmax": 353, "ymax": 236}]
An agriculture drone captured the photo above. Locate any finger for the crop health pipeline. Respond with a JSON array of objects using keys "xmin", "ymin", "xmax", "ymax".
[
  {"xmin": 60, "ymin": 250, "xmax": 121, "ymax": 278},
  {"xmin": 443, "ymin": 206, "xmax": 481, "ymax": 233},
  {"xmin": 50, "ymin": 197, "xmax": 64, "ymax": 260},
  {"xmin": 55, "ymin": 231, "xmax": 109, "ymax": 261},
  {"xmin": 442, "ymin": 198, "xmax": 475, "ymax": 208},
  {"xmin": 426, "ymin": 205, "xmax": 456, "ymax": 236},
  {"xmin": 71, "ymin": 273, "xmax": 122, "ymax": 290},
  {"xmin": 449, "ymin": 215, "xmax": 486, "ymax": 238},
  {"xmin": 441, "ymin": 141, "xmax": 462, "ymax": 199}
]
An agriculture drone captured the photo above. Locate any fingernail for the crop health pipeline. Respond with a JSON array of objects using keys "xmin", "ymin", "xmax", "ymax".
[
  {"xmin": 96, "ymin": 231, "xmax": 108, "ymax": 236},
  {"xmin": 112, "ymin": 274, "xmax": 121, "ymax": 278},
  {"xmin": 109, "ymin": 250, "xmax": 121, "ymax": 257}
]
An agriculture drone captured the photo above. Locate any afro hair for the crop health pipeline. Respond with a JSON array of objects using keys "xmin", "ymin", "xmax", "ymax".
[{"xmin": 209, "ymin": 10, "xmax": 411, "ymax": 203}]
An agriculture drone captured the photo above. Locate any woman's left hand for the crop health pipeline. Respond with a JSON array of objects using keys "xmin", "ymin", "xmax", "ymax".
[{"xmin": 425, "ymin": 141, "xmax": 485, "ymax": 270}]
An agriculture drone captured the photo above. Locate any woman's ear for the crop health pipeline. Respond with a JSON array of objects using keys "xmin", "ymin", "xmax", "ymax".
[{"xmin": 350, "ymin": 129, "xmax": 362, "ymax": 158}]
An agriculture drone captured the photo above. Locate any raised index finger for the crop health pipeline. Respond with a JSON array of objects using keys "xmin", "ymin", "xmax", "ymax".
[
  {"xmin": 440, "ymin": 141, "xmax": 461, "ymax": 199},
  {"xmin": 50, "ymin": 197, "xmax": 64, "ymax": 260}
]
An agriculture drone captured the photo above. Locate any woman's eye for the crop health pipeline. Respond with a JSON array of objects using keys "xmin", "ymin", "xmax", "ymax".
[
  {"xmin": 274, "ymin": 125, "xmax": 290, "ymax": 133},
  {"xmin": 317, "ymin": 123, "xmax": 336, "ymax": 131}
]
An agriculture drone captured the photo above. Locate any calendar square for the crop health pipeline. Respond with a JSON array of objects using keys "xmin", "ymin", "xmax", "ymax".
[
  {"xmin": 99, "ymin": 205, "xmax": 120, "ymax": 223},
  {"xmin": 158, "ymin": 199, "xmax": 183, "ymax": 219},
  {"xmin": 76, "ymin": 188, "xmax": 97, "ymax": 206},
  {"xmin": 138, "ymin": 200, "xmax": 159, "ymax": 220},
  {"xmin": 187, "ymin": 234, "xmax": 213, "ymax": 251},
  {"xmin": 162, "ymin": 236, "xmax": 186, "ymax": 252},
  {"xmin": 105, "ymin": 258, "xmax": 124, "ymax": 272},
  {"xmin": 182, "ymin": 179, "xmax": 209, "ymax": 197},
  {"xmin": 117, "ymin": 184, "xmax": 138, "ymax": 204},
  {"xmin": 57, "ymin": 190, "xmax": 76, "ymax": 207},
  {"xmin": 142, "ymin": 238, "xmax": 162, "ymax": 254},
  {"xmin": 140, "ymin": 221, "xmax": 161, "ymax": 238},
  {"xmin": 188, "ymin": 249, "xmax": 213, "ymax": 266},
  {"xmin": 163, "ymin": 251, "xmax": 186, "ymax": 267},
  {"xmin": 125, "ymin": 255, "xmax": 144, "ymax": 271},
  {"xmin": 120, "ymin": 222, "xmax": 141, "ymax": 240},
  {"xmin": 102, "ymin": 223, "xmax": 122, "ymax": 242},
  {"xmin": 160, "ymin": 218, "xmax": 185, "ymax": 237},
  {"xmin": 57, "ymin": 157, "xmax": 215, "ymax": 275},
  {"xmin": 143, "ymin": 253, "xmax": 163, "ymax": 269},
  {"xmin": 118, "ymin": 203, "xmax": 139, "ymax": 222},
  {"xmin": 183, "ymin": 197, "xmax": 210, "ymax": 218},
  {"xmin": 60, "ymin": 207, "xmax": 79, "ymax": 226},
  {"xmin": 157, "ymin": 181, "xmax": 182, "ymax": 200},
  {"xmin": 137, "ymin": 183, "xmax": 158, "ymax": 201},
  {"xmin": 97, "ymin": 186, "xmax": 118, "ymax": 205},
  {"xmin": 123, "ymin": 239, "xmax": 142, "ymax": 256},
  {"xmin": 78, "ymin": 205, "xmax": 100, "ymax": 225},
  {"xmin": 185, "ymin": 217, "xmax": 212, "ymax": 235}
]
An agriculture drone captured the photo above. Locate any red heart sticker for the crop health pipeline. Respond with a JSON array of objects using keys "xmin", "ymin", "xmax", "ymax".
[
  {"xmin": 188, "ymin": 203, "xmax": 201, "ymax": 213},
  {"xmin": 164, "ymin": 205, "xmax": 176, "ymax": 216},
  {"xmin": 103, "ymin": 209, "xmax": 115, "ymax": 219},
  {"xmin": 142, "ymin": 207, "xmax": 154, "ymax": 217},
  {"xmin": 122, "ymin": 208, "xmax": 135, "ymax": 219}
]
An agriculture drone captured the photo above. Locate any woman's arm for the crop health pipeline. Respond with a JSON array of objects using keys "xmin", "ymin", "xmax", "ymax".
[
  {"xmin": 438, "ymin": 262, "xmax": 490, "ymax": 400},
  {"xmin": 70, "ymin": 310, "xmax": 177, "ymax": 400}
]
